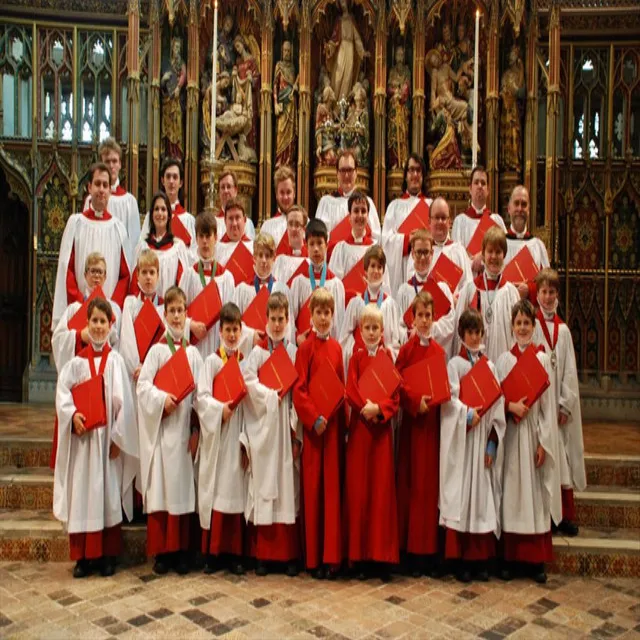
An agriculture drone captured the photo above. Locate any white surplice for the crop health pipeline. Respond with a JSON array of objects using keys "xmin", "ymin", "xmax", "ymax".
[
  {"xmin": 450, "ymin": 279, "xmax": 520, "ymax": 362},
  {"xmin": 429, "ymin": 240, "xmax": 474, "ymax": 294},
  {"xmin": 273, "ymin": 254, "xmax": 308, "ymax": 287},
  {"xmin": 316, "ymin": 193, "xmax": 381, "ymax": 239},
  {"xmin": 396, "ymin": 277, "xmax": 455, "ymax": 350},
  {"xmin": 195, "ymin": 353, "xmax": 247, "ymax": 529},
  {"xmin": 259, "ymin": 215, "xmax": 287, "ymax": 246},
  {"xmin": 53, "ymin": 349, "xmax": 139, "ymax": 533},
  {"xmin": 215, "ymin": 239, "xmax": 255, "ymax": 269},
  {"xmin": 451, "ymin": 210, "xmax": 506, "ymax": 251},
  {"xmin": 505, "ymin": 235, "xmax": 550, "ymax": 269},
  {"xmin": 136, "ymin": 341, "xmax": 203, "ymax": 514},
  {"xmin": 496, "ymin": 349, "xmax": 562, "ymax": 532},
  {"xmin": 53, "ymin": 213, "xmax": 130, "ymax": 329},
  {"xmin": 240, "ymin": 342, "xmax": 300, "ymax": 525},
  {"xmin": 439, "ymin": 355, "xmax": 506, "ymax": 535},
  {"xmin": 533, "ymin": 319, "xmax": 586, "ymax": 492}
]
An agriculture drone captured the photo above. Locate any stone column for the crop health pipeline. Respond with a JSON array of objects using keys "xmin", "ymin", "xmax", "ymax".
[
  {"xmin": 127, "ymin": 0, "xmax": 141, "ymax": 201},
  {"xmin": 297, "ymin": 0, "xmax": 312, "ymax": 210}
]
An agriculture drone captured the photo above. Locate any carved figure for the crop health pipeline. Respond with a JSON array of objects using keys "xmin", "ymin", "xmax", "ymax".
[
  {"xmin": 345, "ymin": 82, "xmax": 369, "ymax": 166},
  {"xmin": 387, "ymin": 44, "xmax": 411, "ymax": 170},
  {"xmin": 232, "ymin": 34, "xmax": 260, "ymax": 152},
  {"xmin": 315, "ymin": 85, "xmax": 338, "ymax": 165},
  {"xmin": 500, "ymin": 45, "xmax": 525, "ymax": 172},
  {"xmin": 273, "ymin": 40, "xmax": 299, "ymax": 169},
  {"xmin": 161, "ymin": 36, "xmax": 186, "ymax": 161}
]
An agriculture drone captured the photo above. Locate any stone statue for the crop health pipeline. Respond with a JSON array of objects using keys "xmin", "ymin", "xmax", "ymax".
[
  {"xmin": 345, "ymin": 82, "xmax": 369, "ymax": 166},
  {"xmin": 315, "ymin": 84, "xmax": 338, "ymax": 166},
  {"xmin": 273, "ymin": 40, "xmax": 299, "ymax": 169},
  {"xmin": 387, "ymin": 44, "xmax": 411, "ymax": 171},
  {"xmin": 426, "ymin": 45, "xmax": 474, "ymax": 168},
  {"xmin": 232, "ymin": 34, "xmax": 260, "ymax": 153},
  {"xmin": 218, "ymin": 14, "xmax": 236, "ymax": 74},
  {"xmin": 323, "ymin": 0, "xmax": 369, "ymax": 102},
  {"xmin": 500, "ymin": 45, "xmax": 525, "ymax": 172},
  {"xmin": 161, "ymin": 36, "xmax": 186, "ymax": 161},
  {"xmin": 201, "ymin": 69, "xmax": 232, "ymax": 158}
]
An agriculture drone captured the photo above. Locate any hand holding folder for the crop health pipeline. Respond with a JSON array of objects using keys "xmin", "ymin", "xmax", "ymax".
[
  {"xmin": 212, "ymin": 355, "xmax": 247, "ymax": 409},
  {"xmin": 153, "ymin": 347, "xmax": 196, "ymax": 406},
  {"xmin": 459, "ymin": 355, "xmax": 502, "ymax": 418},
  {"xmin": 401, "ymin": 352, "xmax": 451, "ymax": 408},
  {"xmin": 187, "ymin": 279, "xmax": 222, "ymax": 330},
  {"xmin": 68, "ymin": 286, "xmax": 106, "ymax": 333},
  {"xmin": 71, "ymin": 375, "xmax": 107, "ymax": 431},
  {"xmin": 501, "ymin": 345, "xmax": 550, "ymax": 422},
  {"xmin": 356, "ymin": 350, "xmax": 403, "ymax": 406},
  {"xmin": 258, "ymin": 343, "xmax": 298, "ymax": 398},
  {"xmin": 134, "ymin": 298, "xmax": 165, "ymax": 361}
]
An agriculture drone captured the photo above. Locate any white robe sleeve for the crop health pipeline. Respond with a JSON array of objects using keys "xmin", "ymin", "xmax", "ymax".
[
  {"xmin": 52, "ymin": 215, "xmax": 81, "ymax": 328},
  {"xmin": 51, "ymin": 303, "xmax": 81, "ymax": 372}
]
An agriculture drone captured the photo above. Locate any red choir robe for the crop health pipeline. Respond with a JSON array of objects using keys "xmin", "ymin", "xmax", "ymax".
[
  {"xmin": 292, "ymin": 332, "xmax": 345, "ymax": 570},
  {"xmin": 344, "ymin": 345, "xmax": 400, "ymax": 564},
  {"xmin": 395, "ymin": 335, "xmax": 442, "ymax": 557}
]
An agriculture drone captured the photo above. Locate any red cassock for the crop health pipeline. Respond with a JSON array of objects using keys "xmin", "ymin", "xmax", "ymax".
[
  {"xmin": 395, "ymin": 335, "xmax": 442, "ymax": 557},
  {"xmin": 344, "ymin": 346, "xmax": 400, "ymax": 564},
  {"xmin": 292, "ymin": 332, "xmax": 345, "ymax": 570}
]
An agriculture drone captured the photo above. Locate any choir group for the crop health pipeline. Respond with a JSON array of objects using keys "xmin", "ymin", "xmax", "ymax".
[{"xmin": 50, "ymin": 138, "xmax": 586, "ymax": 586}]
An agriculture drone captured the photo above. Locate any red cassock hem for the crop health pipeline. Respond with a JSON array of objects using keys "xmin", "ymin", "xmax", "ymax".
[
  {"xmin": 146, "ymin": 511, "xmax": 191, "ymax": 556},
  {"xmin": 444, "ymin": 528, "xmax": 496, "ymax": 561},
  {"xmin": 69, "ymin": 524, "xmax": 122, "ymax": 560},
  {"xmin": 561, "ymin": 487, "xmax": 576, "ymax": 522},
  {"xmin": 201, "ymin": 510, "xmax": 244, "ymax": 556},
  {"xmin": 246, "ymin": 522, "xmax": 300, "ymax": 562},
  {"xmin": 502, "ymin": 531, "xmax": 553, "ymax": 564}
]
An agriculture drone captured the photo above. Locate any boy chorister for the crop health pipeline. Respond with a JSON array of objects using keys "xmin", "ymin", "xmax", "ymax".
[
  {"xmin": 179, "ymin": 211, "xmax": 235, "ymax": 357},
  {"xmin": 395, "ymin": 291, "xmax": 446, "ymax": 578},
  {"xmin": 440, "ymin": 309, "xmax": 506, "ymax": 583},
  {"xmin": 196, "ymin": 303, "xmax": 248, "ymax": 576},
  {"xmin": 534, "ymin": 268, "xmax": 586, "ymax": 537},
  {"xmin": 137, "ymin": 286, "xmax": 203, "ymax": 575},
  {"xmin": 496, "ymin": 300, "xmax": 561, "ymax": 584},
  {"xmin": 53, "ymin": 297, "xmax": 138, "ymax": 579},
  {"xmin": 242, "ymin": 292, "xmax": 301, "ymax": 577},
  {"xmin": 292, "ymin": 288, "xmax": 345, "ymax": 579},
  {"xmin": 344, "ymin": 304, "xmax": 400, "ymax": 581},
  {"xmin": 396, "ymin": 230, "xmax": 455, "ymax": 349},
  {"xmin": 289, "ymin": 219, "xmax": 345, "ymax": 344},
  {"xmin": 451, "ymin": 226, "xmax": 520, "ymax": 362},
  {"xmin": 340, "ymin": 245, "xmax": 402, "ymax": 371}
]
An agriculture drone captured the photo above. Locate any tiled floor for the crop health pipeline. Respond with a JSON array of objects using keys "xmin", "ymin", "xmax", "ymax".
[{"xmin": 1, "ymin": 561, "xmax": 640, "ymax": 639}]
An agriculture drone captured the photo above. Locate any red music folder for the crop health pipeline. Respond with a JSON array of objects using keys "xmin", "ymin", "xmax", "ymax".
[
  {"xmin": 357, "ymin": 349, "xmax": 403, "ymax": 406},
  {"xmin": 401, "ymin": 351, "xmax": 451, "ymax": 407},
  {"xmin": 68, "ymin": 286, "xmax": 106, "ymax": 333},
  {"xmin": 225, "ymin": 241, "xmax": 254, "ymax": 285},
  {"xmin": 501, "ymin": 345, "xmax": 550, "ymax": 420},
  {"xmin": 134, "ymin": 298, "xmax": 165, "ymax": 361},
  {"xmin": 171, "ymin": 214, "xmax": 192, "ymax": 246},
  {"xmin": 71, "ymin": 374, "xmax": 108, "ymax": 431},
  {"xmin": 153, "ymin": 346, "xmax": 196, "ymax": 405},
  {"xmin": 402, "ymin": 279, "xmax": 451, "ymax": 328},
  {"xmin": 296, "ymin": 296, "xmax": 312, "ymax": 336},
  {"xmin": 342, "ymin": 257, "xmax": 367, "ymax": 304},
  {"xmin": 187, "ymin": 279, "xmax": 223, "ymax": 330},
  {"xmin": 258, "ymin": 343, "xmax": 299, "ymax": 398},
  {"xmin": 459, "ymin": 355, "xmax": 502, "ymax": 418},
  {"xmin": 242, "ymin": 286, "xmax": 270, "ymax": 331},
  {"xmin": 430, "ymin": 252, "xmax": 464, "ymax": 293},
  {"xmin": 466, "ymin": 213, "xmax": 498, "ymax": 256},
  {"xmin": 286, "ymin": 260, "xmax": 309, "ymax": 288},
  {"xmin": 327, "ymin": 214, "xmax": 353, "ymax": 257},
  {"xmin": 398, "ymin": 199, "xmax": 430, "ymax": 235},
  {"xmin": 212, "ymin": 355, "xmax": 248, "ymax": 409},
  {"xmin": 309, "ymin": 357, "xmax": 345, "ymax": 420},
  {"xmin": 501, "ymin": 245, "xmax": 540, "ymax": 284}
]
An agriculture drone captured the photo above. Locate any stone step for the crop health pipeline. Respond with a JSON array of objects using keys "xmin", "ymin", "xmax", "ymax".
[
  {"xmin": 0, "ymin": 511, "xmax": 637, "ymax": 578},
  {"xmin": 0, "ymin": 467, "xmax": 53, "ymax": 510},
  {"xmin": 575, "ymin": 486, "xmax": 640, "ymax": 530},
  {"xmin": 585, "ymin": 453, "xmax": 640, "ymax": 489},
  {"xmin": 0, "ymin": 437, "xmax": 52, "ymax": 469}
]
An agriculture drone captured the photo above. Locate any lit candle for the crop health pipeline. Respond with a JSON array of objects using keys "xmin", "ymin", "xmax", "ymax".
[
  {"xmin": 472, "ymin": 9, "xmax": 480, "ymax": 168},
  {"xmin": 210, "ymin": 0, "xmax": 218, "ymax": 164}
]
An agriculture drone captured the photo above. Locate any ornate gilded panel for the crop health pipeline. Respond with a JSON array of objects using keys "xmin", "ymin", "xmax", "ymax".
[
  {"xmin": 568, "ymin": 275, "xmax": 605, "ymax": 374},
  {"xmin": 607, "ymin": 278, "xmax": 640, "ymax": 374}
]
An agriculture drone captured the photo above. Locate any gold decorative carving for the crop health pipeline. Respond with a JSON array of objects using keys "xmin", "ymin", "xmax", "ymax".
[{"xmin": 390, "ymin": 0, "xmax": 412, "ymax": 35}]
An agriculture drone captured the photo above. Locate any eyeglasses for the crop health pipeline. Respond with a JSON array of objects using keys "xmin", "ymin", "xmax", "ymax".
[
  {"xmin": 413, "ymin": 250, "xmax": 432, "ymax": 258},
  {"xmin": 87, "ymin": 268, "xmax": 106, "ymax": 276},
  {"xmin": 407, "ymin": 167, "xmax": 422, "ymax": 174},
  {"xmin": 338, "ymin": 167, "xmax": 355, "ymax": 175}
]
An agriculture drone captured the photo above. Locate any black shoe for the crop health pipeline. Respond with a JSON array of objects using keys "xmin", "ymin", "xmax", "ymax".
[
  {"xmin": 229, "ymin": 560, "xmax": 246, "ymax": 576},
  {"xmin": 73, "ymin": 559, "xmax": 90, "ymax": 579},
  {"xmin": 153, "ymin": 554, "xmax": 170, "ymax": 575},
  {"xmin": 558, "ymin": 520, "xmax": 579, "ymax": 537},
  {"xmin": 311, "ymin": 566, "xmax": 325, "ymax": 580},
  {"xmin": 379, "ymin": 565, "xmax": 392, "ymax": 583},
  {"xmin": 551, "ymin": 521, "xmax": 559, "ymax": 534},
  {"xmin": 499, "ymin": 566, "xmax": 513, "ymax": 581},
  {"xmin": 100, "ymin": 556, "xmax": 116, "ymax": 577},
  {"xmin": 476, "ymin": 569, "xmax": 490, "ymax": 582},
  {"xmin": 533, "ymin": 563, "xmax": 547, "ymax": 584},
  {"xmin": 456, "ymin": 569, "xmax": 471, "ymax": 583},
  {"xmin": 325, "ymin": 565, "xmax": 339, "ymax": 580},
  {"xmin": 255, "ymin": 560, "xmax": 268, "ymax": 577},
  {"xmin": 174, "ymin": 552, "xmax": 190, "ymax": 575},
  {"xmin": 203, "ymin": 555, "xmax": 218, "ymax": 575},
  {"xmin": 285, "ymin": 562, "xmax": 299, "ymax": 577}
]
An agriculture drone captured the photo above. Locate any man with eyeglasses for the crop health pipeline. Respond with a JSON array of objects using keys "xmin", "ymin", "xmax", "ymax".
[
  {"xmin": 315, "ymin": 150, "xmax": 381, "ymax": 240},
  {"xmin": 53, "ymin": 162, "xmax": 131, "ymax": 332},
  {"xmin": 382, "ymin": 153, "xmax": 433, "ymax": 292},
  {"xmin": 425, "ymin": 197, "xmax": 473, "ymax": 295}
]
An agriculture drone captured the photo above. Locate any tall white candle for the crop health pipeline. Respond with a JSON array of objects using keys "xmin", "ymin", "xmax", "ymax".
[
  {"xmin": 472, "ymin": 9, "xmax": 480, "ymax": 168},
  {"xmin": 210, "ymin": 0, "xmax": 219, "ymax": 164}
]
